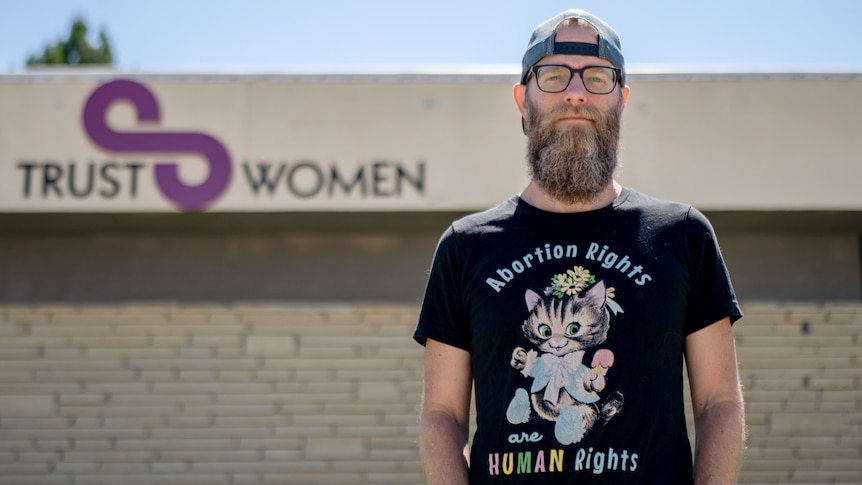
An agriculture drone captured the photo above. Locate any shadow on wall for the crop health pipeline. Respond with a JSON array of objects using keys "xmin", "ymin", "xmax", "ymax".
[
  {"xmin": 0, "ymin": 233, "xmax": 439, "ymax": 302},
  {"xmin": 720, "ymin": 234, "xmax": 861, "ymax": 301}
]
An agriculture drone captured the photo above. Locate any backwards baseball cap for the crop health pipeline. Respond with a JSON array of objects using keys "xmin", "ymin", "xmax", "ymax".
[{"xmin": 520, "ymin": 9, "xmax": 626, "ymax": 86}]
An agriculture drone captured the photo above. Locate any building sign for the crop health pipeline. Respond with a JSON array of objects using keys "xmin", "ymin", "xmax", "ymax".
[
  {"xmin": 0, "ymin": 73, "xmax": 526, "ymax": 213},
  {"xmin": 4, "ymin": 72, "xmax": 862, "ymax": 213}
]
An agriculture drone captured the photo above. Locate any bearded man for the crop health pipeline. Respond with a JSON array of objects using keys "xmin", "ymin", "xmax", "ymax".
[{"xmin": 414, "ymin": 9, "xmax": 745, "ymax": 485}]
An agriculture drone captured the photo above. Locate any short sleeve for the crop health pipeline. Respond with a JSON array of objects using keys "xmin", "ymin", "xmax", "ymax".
[
  {"xmin": 412, "ymin": 226, "xmax": 472, "ymax": 351},
  {"xmin": 683, "ymin": 207, "xmax": 743, "ymax": 335}
]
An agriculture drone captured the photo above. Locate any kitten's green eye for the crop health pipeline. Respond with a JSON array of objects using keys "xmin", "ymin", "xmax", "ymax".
[
  {"xmin": 565, "ymin": 322, "xmax": 581, "ymax": 335},
  {"xmin": 538, "ymin": 324, "xmax": 552, "ymax": 338}
]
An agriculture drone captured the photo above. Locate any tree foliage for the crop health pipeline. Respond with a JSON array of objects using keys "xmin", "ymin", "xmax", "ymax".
[{"xmin": 27, "ymin": 17, "xmax": 113, "ymax": 66}]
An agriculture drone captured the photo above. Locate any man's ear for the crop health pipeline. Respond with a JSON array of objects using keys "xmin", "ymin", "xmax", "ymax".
[
  {"xmin": 513, "ymin": 83, "xmax": 529, "ymax": 134},
  {"xmin": 620, "ymin": 84, "xmax": 630, "ymax": 112},
  {"xmin": 513, "ymin": 83, "xmax": 528, "ymax": 118}
]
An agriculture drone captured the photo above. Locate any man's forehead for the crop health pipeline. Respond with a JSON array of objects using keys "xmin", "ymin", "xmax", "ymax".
[
  {"xmin": 554, "ymin": 20, "xmax": 599, "ymax": 44},
  {"xmin": 538, "ymin": 21, "xmax": 608, "ymax": 66}
]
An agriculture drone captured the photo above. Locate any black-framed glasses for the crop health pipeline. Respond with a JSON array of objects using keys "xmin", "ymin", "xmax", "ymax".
[{"xmin": 528, "ymin": 64, "xmax": 621, "ymax": 95}]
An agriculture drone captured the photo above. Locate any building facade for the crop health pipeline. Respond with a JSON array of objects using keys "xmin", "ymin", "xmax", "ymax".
[{"xmin": 0, "ymin": 70, "xmax": 860, "ymax": 484}]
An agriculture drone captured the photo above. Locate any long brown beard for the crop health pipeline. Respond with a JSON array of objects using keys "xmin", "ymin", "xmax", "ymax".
[{"xmin": 525, "ymin": 93, "xmax": 623, "ymax": 205}]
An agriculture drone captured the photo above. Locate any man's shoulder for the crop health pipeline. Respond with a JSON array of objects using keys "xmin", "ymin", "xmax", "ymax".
[
  {"xmin": 450, "ymin": 196, "xmax": 520, "ymax": 234},
  {"xmin": 620, "ymin": 187, "xmax": 697, "ymax": 221},
  {"xmin": 621, "ymin": 187, "xmax": 690, "ymax": 212},
  {"xmin": 620, "ymin": 187, "xmax": 716, "ymax": 235}
]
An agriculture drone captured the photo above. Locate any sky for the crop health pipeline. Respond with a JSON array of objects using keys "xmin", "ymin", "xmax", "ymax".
[{"xmin": 2, "ymin": 0, "xmax": 862, "ymax": 73}]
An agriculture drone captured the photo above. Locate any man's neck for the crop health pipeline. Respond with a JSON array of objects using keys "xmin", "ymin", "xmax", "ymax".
[{"xmin": 519, "ymin": 180, "xmax": 621, "ymax": 213}]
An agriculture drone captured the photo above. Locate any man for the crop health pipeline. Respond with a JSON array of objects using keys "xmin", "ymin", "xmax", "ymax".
[{"xmin": 413, "ymin": 8, "xmax": 745, "ymax": 485}]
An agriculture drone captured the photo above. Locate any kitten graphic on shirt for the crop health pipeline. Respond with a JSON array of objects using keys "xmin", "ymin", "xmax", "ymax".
[{"xmin": 506, "ymin": 279, "xmax": 624, "ymax": 445}]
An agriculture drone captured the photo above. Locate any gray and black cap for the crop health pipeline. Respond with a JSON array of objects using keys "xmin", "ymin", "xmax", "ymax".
[{"xmin": 520, "ymin": 9, "xmax": 626, "ymax": 86}]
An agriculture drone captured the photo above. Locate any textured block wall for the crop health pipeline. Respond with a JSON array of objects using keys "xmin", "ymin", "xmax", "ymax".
[
  {"xmin": 0, "ymin": 304, "xmax": 424, "ymax": 485},
  {"xmin": 0, "ymin": 302, "xmax": 860, "ymax": 484},
  {"xmin": 732, "ymin": 302, "xmax": 862, "ymax": 484}
]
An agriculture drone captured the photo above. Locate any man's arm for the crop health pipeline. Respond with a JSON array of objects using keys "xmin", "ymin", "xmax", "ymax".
[
  {"xmin": 685, "ymin": 317, "xmax": 745, "ymax": 484},
  {"xmin": 420, "ymin": 338, "xmax": 473, "ymax": 485}
]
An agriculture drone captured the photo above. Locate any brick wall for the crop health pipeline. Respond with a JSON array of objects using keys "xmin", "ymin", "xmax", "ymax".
[
  {"xmin": 733, "ymin": 302, "xmax": 862, "ymax": 484},
  {"xmin": 0, "ymin": 303, "xmax": 424, "ymax": 485},
  {"xmin": 0, "ymin": 302, "xmax": 859, "ymax": 484}
]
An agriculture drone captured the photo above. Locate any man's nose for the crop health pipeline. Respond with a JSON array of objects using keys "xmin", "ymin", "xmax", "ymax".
[{"xmin": 564, "ymin": 74, "xmax": 588, "ymax": 104}]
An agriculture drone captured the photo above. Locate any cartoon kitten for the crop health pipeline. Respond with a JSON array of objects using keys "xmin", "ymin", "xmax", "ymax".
[{"xmin": 506, "ymin": 280, "xmax": 624, "ymax": 445}]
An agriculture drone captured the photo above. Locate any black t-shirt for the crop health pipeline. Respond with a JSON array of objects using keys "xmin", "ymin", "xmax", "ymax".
[{"xmin": 414, "ymin": 187, "xmax": 741, "ymax": 484}]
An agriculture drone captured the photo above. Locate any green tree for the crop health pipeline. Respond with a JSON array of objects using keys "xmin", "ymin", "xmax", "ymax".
[{"xmin": 27, "ymin": 17, "xmax": 113, "ymax": 66}]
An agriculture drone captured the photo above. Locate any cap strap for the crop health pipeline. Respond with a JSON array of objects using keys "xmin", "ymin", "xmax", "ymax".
[{"xmin": 552, "ymin": 42, "xmax": 600, "ymax": 57}]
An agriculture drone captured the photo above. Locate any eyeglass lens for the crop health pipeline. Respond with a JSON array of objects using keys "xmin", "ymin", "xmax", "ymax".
[{"xmin": 534, "ymin": 66, "xmax": 617, "ymax": 94}]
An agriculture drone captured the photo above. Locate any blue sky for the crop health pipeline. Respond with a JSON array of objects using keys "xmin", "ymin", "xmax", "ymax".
[{"xmin": 3, "ymin": 0, "xmax": 862, "ymax": 73}]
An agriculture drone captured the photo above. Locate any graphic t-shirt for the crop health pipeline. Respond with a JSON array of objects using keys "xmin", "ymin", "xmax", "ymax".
[{"xmin": 414, "ymin": 187, "xmax": 742, "ymax": 484}]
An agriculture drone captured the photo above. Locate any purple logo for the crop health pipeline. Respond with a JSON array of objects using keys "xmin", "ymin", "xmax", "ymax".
[{"xmin": 82, "ymin": 79, "xmax": 232, "ymax": 211}]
